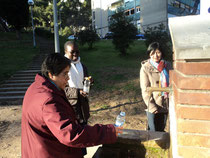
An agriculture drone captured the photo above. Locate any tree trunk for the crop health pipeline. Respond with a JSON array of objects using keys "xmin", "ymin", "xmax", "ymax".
[
  {"xmin": 88, "ymin": 42, "xmax": 93, "ymax": 50},
  {"xmin": 120, "ymin": 49, "xmax": 127, "ymax": 56},
  {"xmin": 16, "ymin": 30, "xmax": 21, "ymax": 41}
]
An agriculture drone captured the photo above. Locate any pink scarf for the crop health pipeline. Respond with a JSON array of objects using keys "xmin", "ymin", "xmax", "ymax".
[{"xmin": 150, "ymin": 59, "xmax": 169, "ymax": 98}]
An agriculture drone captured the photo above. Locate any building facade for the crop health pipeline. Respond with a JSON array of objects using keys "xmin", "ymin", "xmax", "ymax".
[
  {"xmin": 91, "ymin": 0, "xmax": 199, "ymax": 37},
  {"xmin": 140, "ymin": 0, "xmax": 199, "ymax": 31},
  {"xmin": 91, "ymin": 0, "xmax": 121, "ymax": 38},
  {"xmin": 91, "ymin": 0, "xmax": 140, "ymax": 37}
]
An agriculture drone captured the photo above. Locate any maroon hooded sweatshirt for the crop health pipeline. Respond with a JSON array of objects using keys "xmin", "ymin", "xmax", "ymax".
[{"xmin": 21, "ymin": 74, "xmax": 117, "ymax": 158}]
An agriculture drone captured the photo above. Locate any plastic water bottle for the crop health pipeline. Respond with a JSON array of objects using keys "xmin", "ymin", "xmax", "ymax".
[
  {"xmin": 115, "ymin": 111, "xmax": 125, "ymax": 127},
  {"xmin": 83, "ymin": 77, "xmax": 90, "ymax": 93}
]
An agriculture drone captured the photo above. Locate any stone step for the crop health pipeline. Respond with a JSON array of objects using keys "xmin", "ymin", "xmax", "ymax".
[
  {"xmin": 0, "ymin": 87, "xmax": 28, "ymax": 92},
  {"xmin": 28, "ymin": 66, "xmax": 41, "ymax": 69},
  {"xmin": 0, "ymin": 95, "xmax": 24, "ymax": 101},
  {"xmin": 0, "ymin": 41, "xmax": 51, "ymax": 105},
  {"xmin": 4, "ymin": 79, "xmax": 34, "ymax": 84},
  {"xmin": 11, "ymin": 73, "xmax": 36, "ymax": 77},
  {"xmin": 9, "ymin": 76, "xmax": 35, "ymax": 80},
  {"xmin": 0, "ymin": 83, "xmax": 31, "ymax": 88},
  {"xmin": 0, "ymin": 91, "xmax": 26, "ymax": 96},
  {"xmin": 17, "ymin": 70, "xmax": 40, "ymax": 73}
]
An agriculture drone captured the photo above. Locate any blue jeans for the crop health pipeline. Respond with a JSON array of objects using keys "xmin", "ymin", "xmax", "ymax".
[{"xmin": 146, "ymin": 112, "xmax": 168, "ymax": 132}]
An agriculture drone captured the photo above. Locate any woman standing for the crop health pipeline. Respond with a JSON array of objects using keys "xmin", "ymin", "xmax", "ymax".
[{"xmin": 140, "ymin": 42, "xmax": 171, "ymax": 132}]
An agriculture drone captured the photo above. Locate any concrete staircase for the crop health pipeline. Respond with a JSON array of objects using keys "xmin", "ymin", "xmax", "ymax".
[{"xmin": 0, "ymin": 39, "xmax": 54, "ymax": 105}]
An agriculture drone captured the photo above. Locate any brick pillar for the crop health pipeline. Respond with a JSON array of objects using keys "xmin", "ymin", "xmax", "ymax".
[
  {"xmin": 170, "ymin": 61, "xmax": 210, "ymax": 158},
  {"xmin": 169, "ymin": 15, "xmax": 210, "ymax": 158}
]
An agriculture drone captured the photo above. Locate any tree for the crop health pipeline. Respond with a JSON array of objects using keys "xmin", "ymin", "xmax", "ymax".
[
  {"xmin": 60, "ymin": 0, "xmax": 91, "ymax": 33},
  {"xmin": 33, "ymin": 0, "xmax": 52, "ymax": 27},
  {"xmin": 0, "ymin": 0, "xmax": 29, "ymax": 39},
  {"xmin": 31, "ymin": 0, "xmax": 91, "ymax": 35},
  {"xmin": 77, "ymin": 28, "xmax": 99, "ymax": 49},
  {"xmin": 109, "ymin": 9, "xmax": 137, "ymax": 55},
  {"xmin": 144, "ymin": 24, "xmax": 172, "ymax": 61}
]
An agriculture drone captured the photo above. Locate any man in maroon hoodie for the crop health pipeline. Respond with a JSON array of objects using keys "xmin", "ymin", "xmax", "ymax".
[{"xmin": 21, "ymin": 53, "xmax": 120, "ymax": 158}]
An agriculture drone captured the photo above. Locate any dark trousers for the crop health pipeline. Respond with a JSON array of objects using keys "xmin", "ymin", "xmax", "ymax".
[{"xmin": 146, "ymin": 112, "xmax": 168, "ymax": 132}]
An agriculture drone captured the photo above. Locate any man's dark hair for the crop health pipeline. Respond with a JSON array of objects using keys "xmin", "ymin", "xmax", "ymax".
[
  {"xmin": 64, "ymin": 41, "xmax": 78, "ymax": 52},
  {"xmin": 41, "ymin": 53, "xmax": 70, "ymax": 78},
  {"xmin": 147, "ymin": 42, "xmax": 165, "ymax": 58}
]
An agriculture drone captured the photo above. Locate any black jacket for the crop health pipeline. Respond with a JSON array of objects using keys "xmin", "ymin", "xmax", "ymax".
[{"xmin": 65, "ymin": 63, "xmax": 90, "ymax": 124}]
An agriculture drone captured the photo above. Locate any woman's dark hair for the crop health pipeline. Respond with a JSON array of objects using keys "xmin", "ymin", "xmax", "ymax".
[
  {"xmin": 41, "ymin": 53, "xmax": 70, "ymax": 78},
  {"xmin": 147, "ymin": 42, "xmax": 165, "ymax": 58}
]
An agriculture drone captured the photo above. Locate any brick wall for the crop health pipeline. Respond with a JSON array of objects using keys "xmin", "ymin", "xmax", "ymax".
[
  {"xmin": 170, "ymin": 61, "xmax": 210, "ymax": 158},
  {"xmin": 168, "ymin": 15, "xmax": 210, "ymax": 158}
]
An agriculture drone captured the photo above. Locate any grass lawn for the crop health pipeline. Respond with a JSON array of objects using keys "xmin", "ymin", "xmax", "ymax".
[
  {"xmin": 80, "ymin": 40, "xmax": 147, "ymax": 68},
  {"xmin": 0, "ymin": 32, "xmax": 39, "ymax": 83},
  {"xmin": 77, "ymin": 40, "xmax": 147, "ymax": 92},
  {"xmin": 0, "ymin": 32, "xmax": 147, "ymax": 91}
]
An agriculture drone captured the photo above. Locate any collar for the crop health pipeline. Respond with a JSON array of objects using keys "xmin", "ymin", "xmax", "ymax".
[
  {"xmin": 71, "ymin": 57, "xmax": 81, "ymax": 64},
  {"xmin": 49, "ymin": 79, "xmax": 61, "ymax": 90}
]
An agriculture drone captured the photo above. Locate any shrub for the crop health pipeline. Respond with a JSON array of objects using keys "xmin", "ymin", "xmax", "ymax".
[
  {"xmin": 60, "ymin": 26, "xmax": 73, "ymax": 36},
  {"xmin": 109, "ymin": 9, "xmax": 137, "ymax": 55},
  {"xmin": 144, "ymin": 24, "xmax": 172, "ymax": 61},
  {"xmin": 77, "ymin": 28, "xmax": 99, "ymax": 49},
  {"xmin": 35, "ymin": 27, "xmax": 53, "ymax": 39}
]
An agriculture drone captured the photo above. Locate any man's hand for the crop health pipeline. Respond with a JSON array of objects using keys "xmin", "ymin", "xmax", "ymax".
[
  {"xmin": 115, "ymin": 126, "xmax": 123, "ymax": 136},
  {"xmin": 153, "ymin": 110, "xmax": 158, "ymax": 114},
  {"xmin": 79, "ymin": 90, "xmax": 88, "ymax": 97}
]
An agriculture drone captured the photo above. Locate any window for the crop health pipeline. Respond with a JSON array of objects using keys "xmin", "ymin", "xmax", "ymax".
[
  {"xmin": 130, "ymin": 9, "xmax": 135, "ymax": 14},
  {"xmin": 136, "ymin": 7, "xmax": 140, "ymax": 13},
  {"xmin": 180, "ymin": 3, "xmax": 185, "ymax": 9},
  {"xmin": 173, "ymin": 0, "xmax": 180, "ymax": 8},
  {"xmin": 125, "ymin": 10, "xmax": 130, "ymax": 16},
  {"xmin": 185, "ymin": 5, "xmax": 190, "ymax": 12},
  {"xmin": 92, "ymin": 11, "xmax": 95, "ymax": 20}
]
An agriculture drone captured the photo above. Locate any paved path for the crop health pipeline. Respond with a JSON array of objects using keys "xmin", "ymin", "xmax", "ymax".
[{"xmin": 0, "ymin": 37, "xmax": 54, "ymax": 105}]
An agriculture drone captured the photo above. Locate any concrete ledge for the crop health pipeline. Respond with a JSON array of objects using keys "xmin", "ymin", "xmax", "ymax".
[
  {"xmin": 93, "ymin": 129, "xmax": 170, "ymax": 158},
  {"xmin": 118, "ymin": 129, "xmax": 169, "ymax": 146}
]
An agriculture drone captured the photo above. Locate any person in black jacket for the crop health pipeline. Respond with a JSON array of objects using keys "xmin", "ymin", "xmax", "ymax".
[{"xmin": 64, "ymin": 41, "xmax": 92, "ymax": 126}]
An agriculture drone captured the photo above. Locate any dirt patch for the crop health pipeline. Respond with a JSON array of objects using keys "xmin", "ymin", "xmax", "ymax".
[
  {"xmin": 0, "ymin": 106, "xmax": 22, "ymax": 158},
  {"xmin": 0, "ymin": 67, "xmax": 149, "ymax": 157},
  {"xmin": 0, "ymin": 92, "xmax": 148, "ymax": 158},
  {"xmin": 88, "ymin": 89, "xmax": 147, "ymax": 130},
  {"xmin": 0, "ymin": 121, "xmax": 10, "ymax": 138}
]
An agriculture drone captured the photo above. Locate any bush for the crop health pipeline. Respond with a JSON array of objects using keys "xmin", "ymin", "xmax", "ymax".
[
  {"xmin": 35, "ymin": 27, "xmax": 53, "ymax": 39},
  {"xmin": 109, "ymin": 9, "xmax": 137, "ymax": 55},
  {"xmin": 144, "ymin": 24, "xmax": 172, "ymax": 61},
  {"xmin": 60, "ymin": 26, "xmax": 73, "ymax": 37},
  {"xmin": 77, "ymin": 28, "xmax": 99, "ymax": 49}
]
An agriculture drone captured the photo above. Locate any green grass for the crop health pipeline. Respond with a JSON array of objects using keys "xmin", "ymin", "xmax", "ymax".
[
  {"xmin": 0, "ymin": 32, "xmax": 39, "ymax": 82},
  {"xmin": 76, "ymin": 40, "xmax": 147, "ymax": 92},
  {"xmin": 79, "ymin": 40, "xmax": 147, "ymax": 69},
  {"xmin": 1, "ymin": 34, "xmax": 147, "ymax": 93},
  {"xmin": 146, "ymin": 147, "xmax": 168, "ymax": 158}
]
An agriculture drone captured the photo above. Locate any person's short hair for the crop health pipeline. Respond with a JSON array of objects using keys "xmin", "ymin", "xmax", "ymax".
[
  {"xmin": 64, "ymin": 41, "xmax": 79, "ymax": 53},
  {"xmin": 147, "ymin": 42, "xmax": 165, "ymax": 58},
  {"xmin": 41, "ymin": 53, "xmax": 70, "ymax": 78}
]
